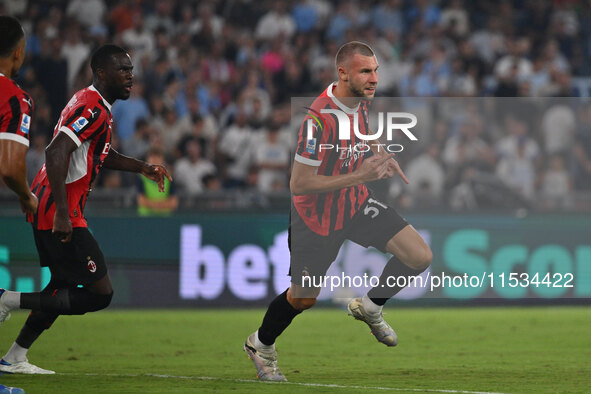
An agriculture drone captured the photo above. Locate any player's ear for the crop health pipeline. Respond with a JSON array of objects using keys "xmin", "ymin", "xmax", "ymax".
[
  {"xmin": 338, "ymin": 65, "xmax": 348, "ymax": 82},
  {"xmin": 95, "ymin": 67, "xmax": 106, "ymax": 81},
  {"xmin": 13, "ymin": 40, "xmax": 25, "ymax": 63}
]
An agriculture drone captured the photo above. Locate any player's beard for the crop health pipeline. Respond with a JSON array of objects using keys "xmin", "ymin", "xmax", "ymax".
[
  {"xmin": 11, "ymin": 63, "xmax": 20, "ymax": 78},
  {"xmin": 349, "ymin": 80, "xmax": 375, "ymax": 98}
]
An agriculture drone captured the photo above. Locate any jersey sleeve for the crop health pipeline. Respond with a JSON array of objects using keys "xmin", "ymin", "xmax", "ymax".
[
  {"xmin": 0, "ymin": 91, "xmax": 34, "ymax": 147},
  {"xmin": 294, "ymin": 111, "xmax": 334, "ymax": 167},
  {"xmin": 58, "ymin": 104, "xmax": 106, "ymax": 147}
]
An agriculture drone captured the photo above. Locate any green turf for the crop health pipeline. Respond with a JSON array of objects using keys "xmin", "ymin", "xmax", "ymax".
[{"xmin": 0, "ymin": 307, "xmax": 589, "ymax": 393}]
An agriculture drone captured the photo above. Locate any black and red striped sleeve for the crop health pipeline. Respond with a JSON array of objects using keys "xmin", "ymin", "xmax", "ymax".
[
  {"xmin": 294, "ymin": 104, "xmax": 335, "ymax": 167},
  {"xmin": 57, "ymin": 104, "xmax": 106, "ymax": 147},
  {"xmin": 0, "ymin": 88, "xmax": 34, "ymax": 147}
]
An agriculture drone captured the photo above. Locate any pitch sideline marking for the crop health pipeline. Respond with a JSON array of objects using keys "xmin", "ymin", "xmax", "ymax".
[{"xmin": 61, "ymin": 372, "xmax": 508, "ymax": 394}]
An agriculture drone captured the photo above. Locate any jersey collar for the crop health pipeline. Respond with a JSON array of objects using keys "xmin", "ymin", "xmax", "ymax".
[
  {"xmin": 326, "ymin": 82, "xmax": 359, "ymax": 115},
  {"xmin": 88, "ymin": 85, "xmax": 112, "ymax": 111}
]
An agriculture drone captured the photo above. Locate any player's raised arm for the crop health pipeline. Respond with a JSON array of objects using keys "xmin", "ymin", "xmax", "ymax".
[{"xmin": 102, "ymin": 148, "xmax": 172, "ymax": 192}]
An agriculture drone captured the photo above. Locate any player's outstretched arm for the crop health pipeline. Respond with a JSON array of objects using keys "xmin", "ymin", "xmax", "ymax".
[
  {"xmin": 0, "ymin": 140, "xmax": 38, "ymax": 213},
  {"xmin": 290, "ymin": 154, "xmax": 395, "ymax": 195},
  {"xmin": 103, "ymin": 148, "xmax": 172, "ymax": 192},
  {"xmin": 45, "ymin": 133, "xmax": 78, "ymax": 242}
]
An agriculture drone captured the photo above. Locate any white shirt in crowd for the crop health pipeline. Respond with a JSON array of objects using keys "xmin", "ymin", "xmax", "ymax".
[{"xmin": 174, "ymin": 158, "xmax": 216, "ymax": 195}]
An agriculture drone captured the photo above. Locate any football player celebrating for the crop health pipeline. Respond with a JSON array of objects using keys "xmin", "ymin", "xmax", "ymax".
[
  {"xmin": 244, "ymin": 42, "xmax": 432, "ymax": 381},
  {"xmin": 0, "ymin": 44, "xmax": 172, "ymax": 374}
]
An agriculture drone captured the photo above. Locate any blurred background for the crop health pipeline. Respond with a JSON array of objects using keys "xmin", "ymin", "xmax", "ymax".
[
  {"xmin": 0, "ymin": 0, "xmax": 590, "ymax": 306},
  {"xmin": 2, "ymin": 0, "xmax": 591, "ymax": 211}
]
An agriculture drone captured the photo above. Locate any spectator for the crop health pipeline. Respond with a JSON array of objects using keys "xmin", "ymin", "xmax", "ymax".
[
  {"xmin": 121, "ymin": 14, "xmax": 155, "ymax": 63},
  {"xmin": 255, "ymin": 3, "xmax": 296, "ymax": 42},
  {"xmin": 440, "ymin": 0, "xmax": 469, "ymax": 37},
  {"xmin": 145, "ymin": 0, "xmax": 175, "ymax": 36},
  {"xmin": 470, "ymin": 17, "xmax": 505, "ymax": 65},
  {"xmin": 494, "ymin": 38, "xmax": 533, "ymax": 82},
  {"xmin": 292, "ymin": 0, "xmax": 319, "ymax": 33},
  {"xmin": 252, "ymin": 124, "xmax": 290, "ymax": 193},
  {"xmin": 153, "ymin": 106, "xmax": 192, "ymax": 154},
  {"xmin": 372, "ymin": 0, "xmax": 403, "ymax": 34},
  {"xmin": 573, "ymin": 103, "xmax": 591, "ymax": 190},
  {"xmin": 66, "ymin": 0, "xmax": 107, "ymax": 28},
  {"xmin": 540, "ymin": 103, "xmax": 576, "ymax": 155},
  {"xmin": 6, "ymin": 0, "xmax": 591, "ymax": 212},
  {"xmin": 443, "ymin": 115, "xmax": 495, "ymax": 185},
  {"xmin": 540, "ymin": 154, "xmax": 572, "ymax": 208},
  {"xmin": 326, "ymin": 1, "xmax": 356, "ymax": 42},
  {"xmin": 25, "ymin": 134, "xmax": 48, "ymax": 184},
  {"xmin": 203, "ymin": 173, "xmax": 222, "ymax": 192},
  {"xmin": 137, "ymin": 148, "xmax": 178, "ymax": 216},
  {"xmin": 122, "ymin": 119, "xmax": 155, "ymax": 159},
  {"xmin": 404, "ymin": 143, "xmax": 445, "ymax": 206},
  {"xmin": 191, "ymin": 2, "xmax": 224, "ymax": 43},
  {"xmin": 109, "ymin": 0, "xmax": 141, "ymax": 34},
  {"xmin": 174, "ymin": 138, "xmax": 217, "ymax": 195},
  {"xmin": 218, "ymin": 111, "xmax": 254, "ymax": 188},
  {"xmin": 495, "ymin": 114, "xmax": 541, "ymax": 199},
  {"xmin": 60, "ymin": 24, "xmax": 90, "ymax": 91},
  {"xmin": 32, "ymin": 37, "xmax": 68, "ymax": 124},
  {"xmin": 111, "ymin": 81, "xmax": 151, "ymax": 144}
]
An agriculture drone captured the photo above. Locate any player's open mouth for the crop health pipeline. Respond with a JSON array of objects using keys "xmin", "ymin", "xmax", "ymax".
[{"xmin": 124, "ymin": 85, "xmax": 132, "ymax": 93}]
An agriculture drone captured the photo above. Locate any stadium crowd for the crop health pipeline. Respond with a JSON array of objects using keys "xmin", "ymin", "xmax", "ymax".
[{"xmin": 2, "ymin": 0, "xmax": 591, "ymax": 211}]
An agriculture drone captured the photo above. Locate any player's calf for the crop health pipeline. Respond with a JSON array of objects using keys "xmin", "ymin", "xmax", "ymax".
[{"xmin": 401, "ymin": 245, "xmax": 432, "ymax": 271}]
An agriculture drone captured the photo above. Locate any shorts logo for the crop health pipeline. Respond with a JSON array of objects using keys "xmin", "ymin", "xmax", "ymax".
[
  {"xmin": 20, "ymin": 114, "xmax": 31, "ymax": 134},
  {"xmin": 87, "ymin": 257, "xmax": 97, "ymax": 273},
  {"xmin": 71, "ymin": 117, "xmax": 88, "ymax": 132}
]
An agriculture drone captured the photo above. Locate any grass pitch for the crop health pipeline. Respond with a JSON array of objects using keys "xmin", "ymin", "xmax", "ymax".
[{"xmin": 0, "ymin": 307, "xmax": 589, "ymax": 393}]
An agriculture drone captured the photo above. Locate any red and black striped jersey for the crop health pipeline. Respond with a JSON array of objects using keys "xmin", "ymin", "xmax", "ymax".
[
  {"xmin": 28, "ymin": 85, "xmax": 113, "ymax": 230},
  {"xmin": 0, "ymin": 73, "xmax": 33, "ymax": 147},
  {"xmin": 293, "ymin": 82, "xmax": 371, "ymax": 236}
]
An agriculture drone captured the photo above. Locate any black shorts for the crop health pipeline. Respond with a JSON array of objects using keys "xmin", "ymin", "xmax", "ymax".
[
  {"xmin": 33, "ymin": 227, "xmax": 108, "ymax": 286},
  {"xmin": 289, "ymin": 196, "xmax": 408, "ymax": 286}
]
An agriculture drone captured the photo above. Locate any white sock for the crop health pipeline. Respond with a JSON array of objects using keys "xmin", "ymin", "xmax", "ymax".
[
  {"xmin": 1, "ymin": 291, "xmax": 20, "ymax": 310},
  {"xmin": 254, "ymin": 330, "xmax": 275, "ymax": 351},
  {"xmin": 362, "ymin": 294, "xmax": 383, "ymax": 315},
  {"xmin": 4, "ymin": 342, "xmax": 28, "ymax": 363}
]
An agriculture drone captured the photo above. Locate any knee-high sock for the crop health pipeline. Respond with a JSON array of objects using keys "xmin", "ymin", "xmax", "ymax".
[
  {"xmin": 20, "ymin": 287, "xmax": 113, "ymax": 315},
  {"xmin": 367, "ymin": 255, "xmax": 427, "ymax": 306},
  {"xmin": 15, "ymin": 310, "xmax": 59, "ymax": 349},
  {"xmin": 257, "ymin": 289, "xmax": 301, "ymax": 346}
]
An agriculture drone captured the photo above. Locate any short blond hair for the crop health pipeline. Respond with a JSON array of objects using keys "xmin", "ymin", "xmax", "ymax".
[{"xmin": 335, "ymin": 41, "xmax": 375, "ymax": 69}]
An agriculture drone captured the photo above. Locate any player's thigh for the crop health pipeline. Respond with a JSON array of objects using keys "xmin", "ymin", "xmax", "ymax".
[
  {"xmin": 71, "ymin": 228, "xmax": 111, "ymax": 290},
  {"xmin": 44, "ymin": 228, "xmax": 109, "ymax": 287},
  {"xmin": 32, "ymin": 228, "xmax": 56, "ymax": 268},
  {"xmin": 289, "ymin": 216, "xmax": 343, "ymax": 285},
  {"xmin": 385, "ymin": 225, "xmax": 432, "ymax": 270},
  {"xmin": 347, "ymin": 197, "xmax": 408, "ymax": 253}
]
